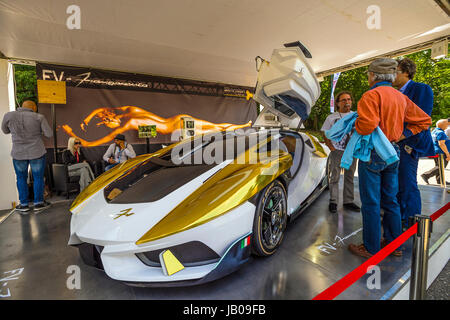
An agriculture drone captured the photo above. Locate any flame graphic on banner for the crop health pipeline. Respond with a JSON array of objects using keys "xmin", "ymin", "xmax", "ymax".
[{"xmin": 61, "ymin": 106, "xmax": 252, "ymax": 146}]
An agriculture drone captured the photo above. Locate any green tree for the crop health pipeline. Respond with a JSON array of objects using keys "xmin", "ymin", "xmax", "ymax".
[
  {"xmin": 14, "ymin": 64, "xmax": 37, "ymax": 108},
  {"xmin": 305, "ymin": 66, "xmax": 370, "ymax": 131},
  {"xmin": 400, "ymin": 48, "xmax": 450, "ymax": 125},
  {"xmin": 306, "ymin": 47, "xmax": 449, "ymax": 130}
]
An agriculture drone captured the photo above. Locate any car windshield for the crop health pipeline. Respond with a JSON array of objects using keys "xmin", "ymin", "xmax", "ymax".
[{"xmin": 104, "ymin": 130, "xmax": 278, "ymax": 203}]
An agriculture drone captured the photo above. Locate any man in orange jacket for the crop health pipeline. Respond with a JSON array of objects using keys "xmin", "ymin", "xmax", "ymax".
[{"xmin": 348, "ymin": 58, "xmax": 431, "ymax": 259}]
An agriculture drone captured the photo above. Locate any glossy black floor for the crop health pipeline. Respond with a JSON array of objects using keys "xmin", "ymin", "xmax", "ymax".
[{"xmin": 0, "ymin": 179, "xmax": 448, "ymax": 300}]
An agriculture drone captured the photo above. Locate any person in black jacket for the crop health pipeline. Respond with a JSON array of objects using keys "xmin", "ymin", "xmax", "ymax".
[{"xmin": 63, "ymin": 137, "xmax": 94, "ymax": 191}]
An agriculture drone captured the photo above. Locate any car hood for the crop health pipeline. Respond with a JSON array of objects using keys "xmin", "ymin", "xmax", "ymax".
[
  {"xmin": 69, "ymin": 159, "xmax": 229, "ymax": 245},
  {"xmin": 69, "ymin": 140, "xmax": 292, "ymax": 245}
]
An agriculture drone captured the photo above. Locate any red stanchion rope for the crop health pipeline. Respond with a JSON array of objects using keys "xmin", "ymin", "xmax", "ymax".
[{"xmin": 312, "ymin": 201, "xmax": 450, "ymax": 300}]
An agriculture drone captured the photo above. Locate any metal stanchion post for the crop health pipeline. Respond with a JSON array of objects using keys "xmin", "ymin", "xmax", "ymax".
[
  {"xmin": 409, "ymin": 215, "xmax": 432, "ymax": 300},
  {"xmin": 438, "ymin": 154, "xmax": 446, "ymax": 188}
]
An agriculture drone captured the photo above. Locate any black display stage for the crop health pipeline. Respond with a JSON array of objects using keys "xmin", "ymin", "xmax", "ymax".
[{"xmin": 0, "ymin": 179, "xmax": 448, "ymax": 300}]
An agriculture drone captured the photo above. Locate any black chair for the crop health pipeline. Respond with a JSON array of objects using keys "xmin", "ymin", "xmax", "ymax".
[
  {"xmin": 91, "ymin": 160, "xmax": 106, "ymax": 177},
  {"xmin": 51, "ymin": 163, "xmax": 80, "ymax": 199}
]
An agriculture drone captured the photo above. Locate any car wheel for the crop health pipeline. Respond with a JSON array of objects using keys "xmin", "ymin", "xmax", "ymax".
[{"xmin": 252, "ymin": 179, "xmax": 288, "ymax": 257}]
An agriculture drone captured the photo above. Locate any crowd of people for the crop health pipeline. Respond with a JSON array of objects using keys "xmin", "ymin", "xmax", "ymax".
[
  {"xmin": 1, "ymin": 102, "xmax": 136, "ymax": 213},
  {"xmin": 1, "ymin": 57, "xmax": 447, "ymax": 261},
  {"xmin": 421, "ymin": 119, "xmax": 450, "ymax": 185},
  {"xmin": 322, "ymin": 57, "xmax": 447, "ymax": 259}
]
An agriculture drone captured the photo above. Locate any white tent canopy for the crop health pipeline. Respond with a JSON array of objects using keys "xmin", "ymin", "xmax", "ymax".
[{"xmin": 0, "ymin": 0, "xmax": 449, "ymax": 86}]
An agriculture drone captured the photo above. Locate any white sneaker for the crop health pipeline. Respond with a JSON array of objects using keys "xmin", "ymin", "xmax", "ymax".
[
  {"xmin": 34, "ymin": 201, "xmax": 51, "ymax": 212},
  {"xmin": 15, "ymin": 204, "xmax": 31, "ymax": 214}
]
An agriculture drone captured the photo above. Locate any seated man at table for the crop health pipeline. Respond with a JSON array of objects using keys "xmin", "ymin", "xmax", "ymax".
[{"xmin": 103, "ymin": 134, "xmax": 136, "ymax": 171}]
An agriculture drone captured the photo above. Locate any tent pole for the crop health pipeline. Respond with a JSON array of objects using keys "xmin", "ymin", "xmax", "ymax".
[{"xmin": 51, "ymin": 103, "xmax": 57, "ymax": 162}]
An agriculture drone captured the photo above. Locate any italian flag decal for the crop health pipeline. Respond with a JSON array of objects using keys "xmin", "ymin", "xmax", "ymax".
[{"xmin": 241, "ymin": 235, "xmax": 251, "ymax": 249}]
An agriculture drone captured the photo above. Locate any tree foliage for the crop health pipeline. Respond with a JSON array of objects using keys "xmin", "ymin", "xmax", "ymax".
[
  {"xmin": 404, "ymin": 48, "xmax": 450, "ymax": 125},
  {"xmin": 14, "ymin": 64, "xmax": 37, "ymax": 108},
  {"xmin": 305, "ymin": 47, "xmax": 449, "ymax": 130},
  {"xmin": 304, "ymin": 66, "xmax": 369, "ymax": 130}
]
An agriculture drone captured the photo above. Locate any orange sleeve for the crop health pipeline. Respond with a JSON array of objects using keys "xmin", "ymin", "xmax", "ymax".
[
  {"xmin": 404, "ymin": 97, "xmax": 431, "ymax": 136},
  {"xmin": 355, "ymin": 90, "xmax": 380, "ymax": 135}
]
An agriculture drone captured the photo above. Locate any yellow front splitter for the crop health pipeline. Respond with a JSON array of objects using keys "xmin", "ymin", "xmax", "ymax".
[{"xmin": 159, "ymin": 250, "xmax": 185, "ymax": 276}]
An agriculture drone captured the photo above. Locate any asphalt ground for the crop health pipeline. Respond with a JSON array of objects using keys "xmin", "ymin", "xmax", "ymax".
[{"xmin": 426, "ymin": 260, "xmax": 450, "ymax": 300}]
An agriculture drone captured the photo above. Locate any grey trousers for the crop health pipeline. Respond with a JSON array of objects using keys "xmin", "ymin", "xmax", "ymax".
[
  {"xmin": 328, "ymin": 150, "xmax": 357, "ymax": 204},
  {"xmin": 68, "ymin": 162, "xmax": 95, "ymax": 191}
]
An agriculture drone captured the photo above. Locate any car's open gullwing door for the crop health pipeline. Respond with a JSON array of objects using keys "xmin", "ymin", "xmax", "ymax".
[{"xmin": 252, "ymin": 41, "xmax": 321, "ymax": 129}]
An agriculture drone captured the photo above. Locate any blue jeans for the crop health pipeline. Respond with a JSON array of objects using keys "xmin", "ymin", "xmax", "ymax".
[
  {"xmin": 358, "ymin": 146, "xmax": 402, "ymax": 254},
  {"xmin": 105, "ymin": 163, "xmax": 118, "ymax": 171},
  {"xmin": 397, "ymin": 146, "xmax": 421, "ymax": 224},
  {"xmin": 12, "ymin": 155, "xmax": 46, "ymax": 206}
]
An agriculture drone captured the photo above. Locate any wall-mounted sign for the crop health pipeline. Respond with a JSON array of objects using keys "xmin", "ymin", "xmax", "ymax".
[
  {"xmin": 223, "ymin": 87, "xmax": 247, "ymax": 98},
  {"xmin": 37, "ymin": 80, "xmax": 67, "ymax": 104},
  {"xmin": 181, "ymin": 117, "xmax": 195, "ymax": 140},
  {"xmin": 138, "ymin": 125, "xmax": 157, "ymax": 138}
]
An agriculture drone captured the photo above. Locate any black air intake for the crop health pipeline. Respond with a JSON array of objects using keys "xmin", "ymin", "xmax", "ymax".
[{"xmin": 136, "ymin": 241, "xmax": 220, "ymax": 267}]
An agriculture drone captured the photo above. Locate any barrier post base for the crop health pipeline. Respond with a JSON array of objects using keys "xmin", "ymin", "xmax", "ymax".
[{"xmin": 409, "ymin": 215, "xmax": 432, "ymax": 300}]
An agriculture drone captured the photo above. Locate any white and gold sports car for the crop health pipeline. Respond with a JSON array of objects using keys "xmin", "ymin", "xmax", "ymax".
[{"xmin": 68, "ymin": 43, "xmax": 330, "ymax": 286}]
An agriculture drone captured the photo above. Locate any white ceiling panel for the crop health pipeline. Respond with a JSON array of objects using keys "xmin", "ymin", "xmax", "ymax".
[{"xmin": 0, "ymin": 0, "xmax": 448, "ymax": 86}]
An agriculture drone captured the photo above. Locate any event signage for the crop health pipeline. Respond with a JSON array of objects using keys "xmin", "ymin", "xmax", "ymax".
[
  {"xmin": 38, "ymin": 64, "xmax": 254, "ymax": 96},
  {"xmin": 138, "ymin": 125, "xmax": 157, "ymax": 138},
  {"xmin": 36, "ymin": 63, "xmax": 257, "ymax": 148},
  {"xmin": 37, "ymin": 80, "xmax": 67, "ymax": 104},
  {"xmin": 223, "ymin": 87, "xmax": 247, "ymax": 98}
]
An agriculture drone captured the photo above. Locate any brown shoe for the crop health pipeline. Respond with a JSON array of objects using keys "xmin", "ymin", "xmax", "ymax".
[
  {"xmin": 348, "ymin": 243, "xmax": 373, "ymax": 259},
  {"xmin": 381, "ymin": 238, "xmax": 402, "ymax": 256}
]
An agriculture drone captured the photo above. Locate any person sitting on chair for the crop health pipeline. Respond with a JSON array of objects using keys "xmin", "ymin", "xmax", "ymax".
[
  {"xmin": 63, "ymin": 137, "xmax": 95, "ymax": 191},
  {"xmin": 103, "ymin": 134, "xmax": 136, "ymax": 171}
]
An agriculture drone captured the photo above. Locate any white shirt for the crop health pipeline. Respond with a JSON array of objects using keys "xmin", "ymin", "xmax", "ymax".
[
  {"xmin": 321, "ymin": 111, "xmax": 354, "ymax": 151},
  {"xmin": 103, "ymin": 142, "xmax": 136, "ymax": 163}
]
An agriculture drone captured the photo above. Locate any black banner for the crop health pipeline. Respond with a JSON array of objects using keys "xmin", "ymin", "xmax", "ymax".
[{"xmin": 36, "ymin": 63, "xmax": 257, "ymax": 147}]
